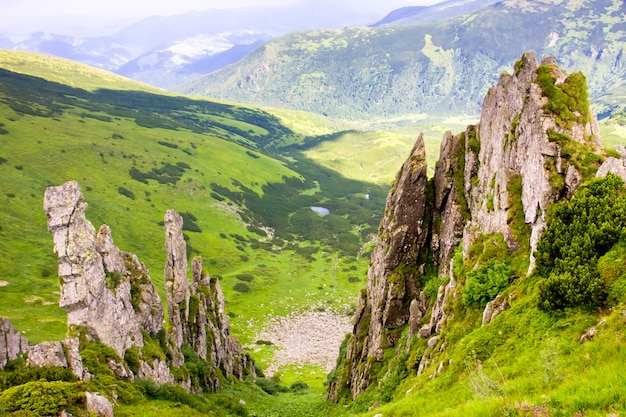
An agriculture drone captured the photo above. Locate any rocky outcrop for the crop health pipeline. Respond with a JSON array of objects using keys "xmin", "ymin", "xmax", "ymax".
[
  {"xmin": 328, "ymin": 53, "xmax": 602, "ymax": 401},
  {"xmin": 164, "ymin": 211, "xmax": 255, "ymax": 390},
  {"xmin": 0, "ymin": 317, "xmax": 29, "ymax": 368},
  {"xmin": 597, "ymin": 146, "xmax": 626, "ymax": 182},
  {"xmin": 482, "ymin": 293, "xmax": 511, "ymax": 326},
  {"xmin": 85, "ymin": 392, "xmax": 114, "ymax": 417},
  {"xmin": 164, "ymin": 209, "xmax": 191, "ymax": 361},
  {"xmin": 465, "ymin": 53, "xmax": 598, "ymax": 269},
  {"xmin": 431, "ymin": 130, "xmax": 467, "ymax": 275},
  {"xmin": 328, "ymin": 136, "xmax": 431, "ymax": 398},
  {"xmin": 40, "ymin": 181, "xmax": 253, "ymax": 392},
  {"xmin": 43, "ymin": 181, "xmax": 163, "ymax": 359}
]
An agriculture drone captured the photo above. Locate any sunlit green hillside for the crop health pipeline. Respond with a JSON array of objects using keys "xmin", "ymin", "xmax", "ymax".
[
  {"xmin": 183, "ymin": 0, "xmax": 626, "ymax": 122},
  {"xmin": 0, "ymin": 51, "xmax": 389, "ymax": 382}
]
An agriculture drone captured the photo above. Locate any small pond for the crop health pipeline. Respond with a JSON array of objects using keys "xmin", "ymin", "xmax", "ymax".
[{"xmin": 311, "ymin": 206, "xmax": 330, "ymax": 215}]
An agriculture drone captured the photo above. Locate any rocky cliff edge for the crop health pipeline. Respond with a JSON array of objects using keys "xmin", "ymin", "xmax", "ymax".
[{"xmin": 327, "ymin": 52, "xmax": 617, "ymax": 401}]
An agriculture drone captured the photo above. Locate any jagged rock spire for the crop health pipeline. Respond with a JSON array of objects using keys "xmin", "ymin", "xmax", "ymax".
[
  {"xmin": 41, "ymin": 181, "xmax": 254, "ymax": 391},
  {"xmin": 0, "ymin": 318, "xmax": 29, "ymax": 368},
  {"xmin": 328, "ymin": 53, "xmax": 602, "ymax": 401},
  {"xmin": 164, "ymin": 209, "xmax": 190, "ymax": 363},
  {"xmin": 164, "ymin": 210, "xmax": 255, "ymax": 388},
  {"xmin": 43, "ymin": 181, "xmax": 152, "ymax": 357}
]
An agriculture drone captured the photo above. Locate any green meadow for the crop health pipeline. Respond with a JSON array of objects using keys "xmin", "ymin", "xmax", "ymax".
[
  {"xmin": 0, "ymin": 51, "xmax": 387, "ymax": 363},
  {"xmin": 2, "ymin": 50, "xmax": 626, "ymax": 417}
]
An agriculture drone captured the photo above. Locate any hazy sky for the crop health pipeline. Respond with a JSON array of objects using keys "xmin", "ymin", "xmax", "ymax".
[{"xmin": 2, "ymin": 0, "xmax": 442, "ymax": 36}]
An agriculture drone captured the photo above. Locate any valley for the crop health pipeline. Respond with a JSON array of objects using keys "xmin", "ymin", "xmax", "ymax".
[
  {"xmin": 0, "ymin": 51, "xmax": 389, "ymax": 384},
  {"xmin": 1, "ymin": 0, "xmax": 626, "ymax": 415}
]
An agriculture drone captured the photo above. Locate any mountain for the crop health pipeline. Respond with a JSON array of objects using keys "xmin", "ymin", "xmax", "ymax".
[
  {"xmin": 2, "ymin": 32, "xmax": 626, "ymax": 416},
  {"xmin": 371, "ymin": 0, "xmax": 499, "ymax": 26},
  {"xmin": 116, "ymin": 38, "xmax": 267, "ymax": 89},
  {"xmin": 325, "ymin": 52, "xmax": 626, "ymax": 414},
  {"xmin": 183, "ymin": 0, "xmax": 626, "ymax": 123},
  {"xmin": 2, "ymin": 49, "xmax": 626, "ymax": 416},
  {"xmin": 3, "ymin": 0, "xmax": 387, "ymax": 89},
  {"xmin": 0, "ymin": 49, "xmax": 396, "ymax": 396}
]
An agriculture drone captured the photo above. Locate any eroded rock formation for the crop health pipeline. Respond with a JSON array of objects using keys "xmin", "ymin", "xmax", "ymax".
[
  {"xmin": 164, "ymin": 210, "xmax": 255, "ymax": 390},
  {"xmin": 33, "ymin": 181, "xmax": 254, "ymax": 392},
  {"xmin": 328, "ymin": 52, "xmax": 602, "ymax": 400},
  {"xmin": 0, "ymin": 318, "xmax": 29, "ymax": 368},
  {"xmin": 43, "ymin": 181, "xmax": 161, "ymax": 358}
]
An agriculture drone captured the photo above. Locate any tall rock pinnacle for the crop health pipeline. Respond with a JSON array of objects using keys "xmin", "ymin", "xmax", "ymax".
[{"xmin": 328, "ymin": 53, "xmax": 602, "ymax": 401}]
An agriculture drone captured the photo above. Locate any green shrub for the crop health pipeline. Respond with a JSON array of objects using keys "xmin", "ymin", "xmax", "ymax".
[
  {"xmin": 124, "ymin": 347, "xmax": 141, "ymax": 375},
  {"xmin": 235, "ymin": 273, "xmax": 254, "ymax": 282},
  {"xmin": 180, "ymin": 212, "xmax": 202, "ymax": 233},
  {"xmin": 423, "ymin": 275, "xmax": 447, "ymax": 300},
  {"xmin": 255, "ymin": 377, "xmax": 289, "ymax": 395},
  {"xmin": 105, "ymin": 270, "xmax": 124, "ymax": 290},
  {"xmin": 0, "ymin": 381, "xmax": 85, "ymax": 416},
  {"xmin": 233, "ymin": 282, "xmax": 250, "ymax": 293},
  {"xmin": 462, "ymin": 260, "xmax": 512, "ymax": 307},
  {"xmin": 536, "ymin": 64, "xmax": 590, "ymax": 129},
  {"xmin": 467, "ymin": 126, "xmax": 480, "ymax": 154},
  {"xmin": 142, "ymin": 332, "xmax": 167, "ymax": 363},
  {"xmin": 2, "ymin": 366, "xmax": 77, "ymax": 390},
  {"xmin": 290, "ymin": 381, "xmax": 309, "ymax": 392},
  {"xmin": 538, "ymin": 267, "xmax": 607, "ymax": 311},
  {"xmin": 133, "ymin": 378, "xmax": 226, "ymax": 414},
  {"xmin": 536, "ymin": 174, "xmax": 626, "ymax": 311},
  {"xmin": 118, "ymin": 186, "xmax": 135, "ymax": 200},
  {"xmin": 79, "ymin": 340, "xmax": 120, "ymax": 376},
  {"xmin": 157, "ymin": 140, "xmax": 178, "ymax": 149}
]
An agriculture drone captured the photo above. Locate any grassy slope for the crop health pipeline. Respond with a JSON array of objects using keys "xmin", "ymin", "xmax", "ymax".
[
  {"xmin": 3, "ymin": 50, "xmax": 626, "ymax": 417},
  {"xmin": 600, "ymin": 108, "xmax": 626, "ymax": 149},
  {"xmin": 0, "ymin": 50, "xmax": 385, "ymax": 369},
  {"xmin": 0, "ymin": 50, "xmax": 164, "ymax": 93},
  {"xmin": 183, "ymin": 0, "xmax": 626, "ymax": 122}
]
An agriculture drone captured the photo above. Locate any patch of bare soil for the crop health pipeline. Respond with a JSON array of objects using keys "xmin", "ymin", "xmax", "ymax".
[{"xmin": 255, "ymin": 311, "xmax": 352, "ymax": 376}]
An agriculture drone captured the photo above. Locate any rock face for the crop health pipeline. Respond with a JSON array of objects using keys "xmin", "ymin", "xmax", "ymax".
[
  {"xmin": 164, "ymin": 210, "xmax": 255, "ymax": 390},
  {"xmin": 597, "ymin": 145, "xmax": 626, "ymax": 182},
  {"xmin": 43, "ymin": 181, "xmax": 162, "ymax": 358},
  {"xmin": 39, "ymin": 181, "xmax": 254, "ymax": 392},
  {"xmin": 0, "ymin": 318, "xmax": 29, "ymax": 368},
  {"xmin": 464, "ymin": 54, "xmax": 598, "ymax": 271},
  {"xmin": 328, "ymin": 53, "xmax": 602, "ymax": 400},
  {"xmin": 85, "ymin": 392, "xmax": 114, "ymax": 417},
  {"xmin": 164, "ymin": 209, "xmax": 191, "ymax": 358}
]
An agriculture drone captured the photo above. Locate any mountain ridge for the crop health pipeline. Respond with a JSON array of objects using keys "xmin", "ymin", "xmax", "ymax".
[
  {"xmin": 183, "ymin": 0, "xmax": 626, "ymax": 122},
  {"xmin": 326, "ymin": 52, "xmax": 626, "ymax": 415},
  {"xmin": 371, "ymin": 0, "xmax": 499, "ymax": 27},
  {"xmin": 2, "ymin": 0, "xmax": 388, "ymax": 89}
]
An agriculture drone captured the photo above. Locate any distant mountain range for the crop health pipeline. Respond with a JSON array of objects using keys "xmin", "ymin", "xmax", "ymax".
[
  {"xmin": 371, "ymin": 0, "xmax": 499, "ymax": 26},
  {"xmin": 181, "ymin": 0, "xmax": 626, "ymax": 121},
  {"xmin": 4, "ymin": 0, "xmax": 624, "ymax": 124},
  {"xmin": 1, "ymin": 0, "xmax": 392, "ymax": 88},
  {"xmin": 2, "ymin": 0, "xmax": 500, "ymax": 90}
]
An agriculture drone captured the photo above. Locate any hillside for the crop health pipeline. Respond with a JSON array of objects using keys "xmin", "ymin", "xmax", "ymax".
[
  {"xmin": 2, "ymin": 49, "xmax": 626, "ymax": 417},
  {"xmin": 182, "ymin": 0, "xmax": 626, "ymax": 123},
  {"xmin": 326, "ymin": 52, "xmax": 626, "ymax": 416},
  {"xmin": 371, "ymin": 0, "xmax": 499, "ymax": 27},
  {"xmin": 0, "ymin": 51, "xmax": 392, "ymax": 389},
  {"xmin": 2, "ymin": 0, "xmax": 388, "ymax": 89}
]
